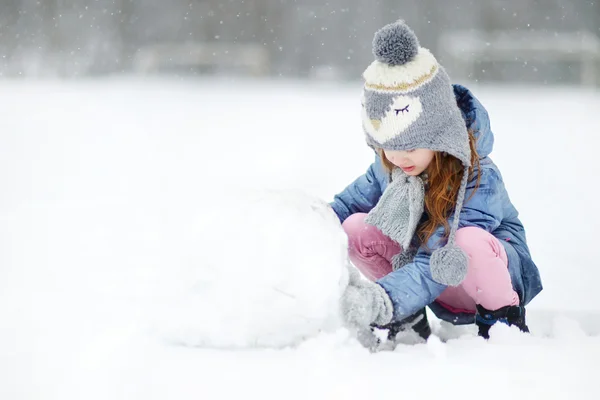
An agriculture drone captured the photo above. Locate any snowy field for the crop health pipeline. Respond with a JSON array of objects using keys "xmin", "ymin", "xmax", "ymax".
[{"xmin": 1, "ymin": 77, "xmax": 599, "ymax": 399}]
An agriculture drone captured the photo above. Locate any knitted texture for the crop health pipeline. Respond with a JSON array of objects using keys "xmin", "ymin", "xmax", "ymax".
[
  {"xmin": 362, "ymin": 63, "xmax": 471, "ymax": 167},
  {"xmin": 391, "ymin": 248, "xmax": 417, "ymax": 271},
  {"xmin": 372, "ymin": 20, "xmax": 420, "ymax": 66},
  {"xmin": 364, "ymin": 168, "xmax": 424, "ymax": 251},
  {"xmin": 340, "ymin": 264, "xmax": 394, "ymax": 328},
  {"xmin": 430, "ymin": 168, "xmax": 470, "ymax": 285},
  {"xmin": 361, "ymin": 20, "xmax": 472, "ymax": 286}
]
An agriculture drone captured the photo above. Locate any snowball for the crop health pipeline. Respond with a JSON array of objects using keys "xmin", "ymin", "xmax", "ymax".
[{"xmin": 151, "ymin": 189, "xmax": 349, "ymax": 349}]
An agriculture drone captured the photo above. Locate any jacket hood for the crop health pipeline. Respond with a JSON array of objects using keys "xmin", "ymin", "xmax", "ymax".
[{"xmin": 453, "ymin": 84, "xmax": 494, "ymax": 159}]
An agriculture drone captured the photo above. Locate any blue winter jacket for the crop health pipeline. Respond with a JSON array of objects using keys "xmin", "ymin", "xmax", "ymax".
[{"xmin": 331, "ymin": 85, "xmax": 543, "ymax": 325}]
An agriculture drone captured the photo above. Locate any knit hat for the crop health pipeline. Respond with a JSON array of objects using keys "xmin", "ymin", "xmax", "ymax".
[{"xmin": 361, "ymin": 20, "xmax": 471, "ymax": 286}]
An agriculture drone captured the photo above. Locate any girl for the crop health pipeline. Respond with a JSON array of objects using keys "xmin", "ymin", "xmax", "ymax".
[{"xmin": 331, "ymin": 20, "xmax": 542, "ymax": 346}]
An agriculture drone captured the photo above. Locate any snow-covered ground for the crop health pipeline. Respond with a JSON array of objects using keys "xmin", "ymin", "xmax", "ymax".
[{"xmin": 1, "ymin": 77, "xmax": 599, "ymax": 399}]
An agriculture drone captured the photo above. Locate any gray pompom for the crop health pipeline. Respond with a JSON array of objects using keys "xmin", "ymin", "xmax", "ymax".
[
  {"xmin": 372, "ymin": 20, "xmax": 420, "ymax": 66},
  {"xmin": 430, "ymin": 245, "xmax": 468, "ymax": 286}
]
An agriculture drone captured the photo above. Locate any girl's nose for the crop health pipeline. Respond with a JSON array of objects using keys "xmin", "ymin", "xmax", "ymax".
[{"xmin": 394, "ymin": 152, "xmax": 410, "ymax": 162}]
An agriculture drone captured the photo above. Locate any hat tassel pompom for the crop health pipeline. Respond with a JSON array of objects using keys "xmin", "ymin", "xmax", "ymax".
[
  {"xmin": 430, "ymin": 245, "xmax": 468, "ymax": 286},
  {"xmin": 430, "ymin": 168, "xmax": 471, "ymax": 287}
]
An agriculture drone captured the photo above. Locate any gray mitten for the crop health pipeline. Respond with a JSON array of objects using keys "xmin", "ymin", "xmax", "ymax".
[
  {"xmin": 340, "ymin": 264, "xmax": 394, "ymax": 329},
  {"xmin": 391, "ymin": 247, "xmax": 417, "ymax": 271}
]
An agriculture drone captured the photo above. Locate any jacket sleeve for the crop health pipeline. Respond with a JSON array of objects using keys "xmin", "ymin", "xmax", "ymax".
[
  {"xmin": 376, "ymin": 167, "xmax": 505, "ymax": 321},
  {"xmin": 330, "ymin": 154, "xmax": 385, "ymax": 223}
]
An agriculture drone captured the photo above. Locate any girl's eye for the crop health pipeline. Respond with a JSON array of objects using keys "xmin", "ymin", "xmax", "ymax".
[{"xmin": 395, "ymin": 105, "xmax": 410, "ymax": 115}]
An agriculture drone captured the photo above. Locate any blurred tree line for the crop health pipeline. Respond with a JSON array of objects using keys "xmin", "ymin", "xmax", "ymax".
[{"xmin": 0, "ymin": 0, "xmax": 598, "ymax": 84}]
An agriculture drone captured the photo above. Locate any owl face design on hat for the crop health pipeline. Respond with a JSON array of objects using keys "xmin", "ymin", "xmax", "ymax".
[{"xmin": 361, "ymin": 92, "xmax": 423, "ymax": 144}]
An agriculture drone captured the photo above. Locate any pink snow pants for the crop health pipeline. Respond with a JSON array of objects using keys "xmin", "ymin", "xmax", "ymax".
[{"xmin": 342, "ymin": 213, "xmax": 519, "ymax": 313}]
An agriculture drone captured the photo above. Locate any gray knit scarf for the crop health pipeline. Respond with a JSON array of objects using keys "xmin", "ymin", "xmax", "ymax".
[{"xmin": 364, "ymin": 168, "xmax": 424, "ymax": 270}]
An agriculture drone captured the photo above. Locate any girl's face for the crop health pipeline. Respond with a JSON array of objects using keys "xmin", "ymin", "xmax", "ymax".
[{"xmin": 383, "ymin": 148, "xmax": 435, "ymax": 176}]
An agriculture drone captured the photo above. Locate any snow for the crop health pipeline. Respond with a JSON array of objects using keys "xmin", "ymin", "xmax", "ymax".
[
  {"xmin": 0, "ymin": 77, "xmax": 599, "ymax": 399},
  {"xmin": 151, "ymin": 189, "xmax": 348, "ymax": 349}
]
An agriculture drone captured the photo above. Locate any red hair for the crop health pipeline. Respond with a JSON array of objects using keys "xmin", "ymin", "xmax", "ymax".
[{"xmin": 378, "ymin": 130, "xmax": 481, "ymax": 247}]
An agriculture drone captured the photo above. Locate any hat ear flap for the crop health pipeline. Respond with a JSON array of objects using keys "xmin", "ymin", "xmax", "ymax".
[{"xmin": 431, "ymin": 168, "xmax": 470, "ymax": 286}]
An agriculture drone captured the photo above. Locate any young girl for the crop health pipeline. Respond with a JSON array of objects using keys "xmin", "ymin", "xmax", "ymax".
[{"xmin": 331, "ymin": 20, "xmax": 542, "ymax": 346}]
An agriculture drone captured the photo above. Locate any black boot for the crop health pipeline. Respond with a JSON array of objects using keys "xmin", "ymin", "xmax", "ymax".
[
  {"xmin": 383, "ymin": 308, "xmax": 432, "ymax": 343},
  {"xmin": 475, "ymin": 304, "xmax": 529, "ymax": 339}
]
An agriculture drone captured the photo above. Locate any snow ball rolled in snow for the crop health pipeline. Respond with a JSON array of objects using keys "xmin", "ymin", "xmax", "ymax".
[{"xmin": 153, "ymin": 189, "xmax": 350, "ymax": 349}]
